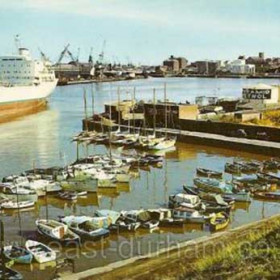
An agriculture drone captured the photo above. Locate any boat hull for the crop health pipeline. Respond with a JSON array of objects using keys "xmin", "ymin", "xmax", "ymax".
[{"xmin": 0, "ymin": 98, "xmax": 48, "ymax": 123}]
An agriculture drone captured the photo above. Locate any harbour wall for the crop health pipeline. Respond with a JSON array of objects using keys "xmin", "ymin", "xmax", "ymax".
[
  {"xmin": 83, "ymin": 119, "xmax": 280, "ymax": 156},
  {"xmin": 61, "ymin": 213, "xmax": 280, "ymax": 280},
  {"xmin": 178, "ymin": 119, "xmax": 280, "ymax": 142}
]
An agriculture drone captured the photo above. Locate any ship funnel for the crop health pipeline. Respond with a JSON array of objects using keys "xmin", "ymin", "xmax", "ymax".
[{"xmin": 19, "ymin": 48, "xmax": 31, "ymax": 58}]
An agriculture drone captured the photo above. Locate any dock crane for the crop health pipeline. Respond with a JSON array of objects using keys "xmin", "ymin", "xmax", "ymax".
[
  {"xmin": 38, "ymin": 47, "xmax": 49, "ymax": 62},
  {"xmin": 56, "ymin": 44, "xmax": 77, "ymax": 65},
  {"xmin": 88, "ymin": 47, "xmax": 93, "ymax": 64},
  {"xmin": 98, "ymin": 40, "xmax": 106, "ymax": 64}
]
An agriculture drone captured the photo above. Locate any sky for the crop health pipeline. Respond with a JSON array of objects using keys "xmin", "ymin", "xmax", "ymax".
[{"xmin": 0, "ymin": 0, "xmax": 279, "ymax": 65}]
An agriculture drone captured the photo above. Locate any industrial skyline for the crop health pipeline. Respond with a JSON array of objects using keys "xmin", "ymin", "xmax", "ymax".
[{"xmin": 0, "ymin": 0, "xmax": 279, "ymax": 65}]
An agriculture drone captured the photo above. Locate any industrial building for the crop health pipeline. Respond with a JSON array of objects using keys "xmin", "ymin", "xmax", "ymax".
[
  {"xmin": 163, "ymin": 55, "xmax": 188, "ymax": 73},
  {"xmin": 226, "ymin": 59, "xmax": 255, "ymax": 75},
  {"xmin": 195, "ymin": 60, "xmax": 221, "ymax": 75}
]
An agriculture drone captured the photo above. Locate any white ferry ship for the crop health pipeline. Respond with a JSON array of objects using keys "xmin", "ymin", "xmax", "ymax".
[{"xmin": 0, "ymin": 47, "xmax": 58, "ymax": 122}]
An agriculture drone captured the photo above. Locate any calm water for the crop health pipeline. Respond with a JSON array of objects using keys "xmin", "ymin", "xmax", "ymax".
[{"xmin": 0, "ymin": 77, "xmax": 280, "ymax": 279}]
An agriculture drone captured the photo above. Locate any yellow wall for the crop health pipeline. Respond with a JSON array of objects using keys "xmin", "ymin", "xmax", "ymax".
[{"xmin": 178, "ymin": 105, "xmax": 199, "ymax": 120}]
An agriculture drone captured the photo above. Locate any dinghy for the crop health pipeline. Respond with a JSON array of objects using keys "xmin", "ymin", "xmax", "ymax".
[
  {"xmin": 36, "ymin": 219, "xmax": 80, "ymax": 244},
  {"xmin": 209, "ymin": 212, "xmax": 229, "ymax": 232},
  {"xmin": 25, "ymin": 240, "xmax": 56, "ymax": 263},
  {"xmin": 196, "ymin": 168, "xmax": 223, "ymax": 178},
  {"xmin": 1, "ymin": 200, "xmax": 34, "ymax": 210},
  {"xmin": 3, "ymin": 245, "xmax": 33, "ymax": 264},
  {"xmin": 60, "ymin": 216, "xmax": 110, "ymax": 241},
  {"xmin": 0, "ymin": 266, "xmax": 23, "ymax": 280}
]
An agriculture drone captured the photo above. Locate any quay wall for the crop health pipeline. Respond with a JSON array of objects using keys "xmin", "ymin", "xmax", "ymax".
[
  {"xmin": 61, "ymin": 214, "xmax": 280, "ymax": 280},
  {"xmin": 178, "ymin": 119, "xmax": 280, "ymax": 142}
]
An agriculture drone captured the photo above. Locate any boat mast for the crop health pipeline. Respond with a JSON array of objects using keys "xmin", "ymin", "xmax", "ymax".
[
  {"xmin": 16, "ymin": 187, "xmax": 23, "ymax": 243},
  {"xmin": 91, "ymin": 84, "xmax": 95, "ymax": 118},
  {"xmin": 133, "ymin": 87, "xmax": 136, "ymax": 134},
  {"xmin": 45, "ymin": 186, "xmax": 49, "ymax": 221},
  {"xmin": 83, "ymin": 88, "xmax": 88, "ymax": 132},
  {"xmin": 117, "ymin": 86, "xmax": 121, "ymax": 132},
  {"xmin": 0, "ymin": 220, "xmax": 6, "ymax": 279},
  {"xmin": 153, "ymin": 88, "xmax": 156, "ymax": 137},
  {"xmin": 108, "ymin": 85, "xmax": 113, "ymax": 162},
  {"xmin": 164, "ymin": 83, "xmax": 167, "ymax": 138}
]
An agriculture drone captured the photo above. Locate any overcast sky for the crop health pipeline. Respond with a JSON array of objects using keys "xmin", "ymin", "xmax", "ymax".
[{"xmin": 0, "ymin": 0, "xmax": 279, "ymax": 65}]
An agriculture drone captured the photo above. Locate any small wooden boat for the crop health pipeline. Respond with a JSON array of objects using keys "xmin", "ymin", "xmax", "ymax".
[
  {"xmin": 0, "ymin": 266, "xmax": 23, "ymax": 280},
  {"xmin": 68, "ymin": 221, "xmax": 110, "ymax": 241},
  {"xmin": 148, "ymin": 137, "xmax": 176, "ymax": 151},
  {"xmin": 36, "ymin": 219, "xmax": 80, "ymax": 244},
  {"xmin": 263, "ymin": 160, "xmax": 279, "ymax": 171},
  {"xmin": 209, "ymin": 212, "xmax": 229, "ymax": 232},
  {"xmin": 3, "ymin": 245, "xmax": 33, "ymax": 264},
  {"xmin": 196, "ymin": 168, "xmax": 223, "ymax": 178},
  {"xmin": 183, "ymin": 185, "xmax": 236, "ymax": 205},
  {"xmin": 25, "ymin": 240, "xmax": 56, "ymax": 263},
  {"xmin": 204, "ymin": 201, "xmax": 231, "ymax": 214},
  {"xmin": 158, "ymin": 218, "xmax": 184, "ymax": 228},
  {"xmin": 1, "ymin": 200, "xmax": 35, "ymax": 210},
  {"xmin": 224, "ymin": 163, "xmax": 242, "ymax": 174},
  {"xmin": 140, "ymin": 220, "xmax": 159, "ymax": 230},
  {"xmin": 253, "ymin": 191, "xmax": 280, "ymax": 200},
  {"xmin": 172, "ymin": 207, "xmax": 208, "ymax": 224},
  {"xmin": 57, "ymin": 191, "xmax": 78, "ymax": 201},
  {"xmin": 168, "ymin": 193, "xmax": 203, "ymax": 209},
  {"xmin": 0, "ymin": 183, "xmax": 38, "ymax": 202},
  {"xmin": 109, "ymin": 220, "xmax": 141, "ymax": 232},
  {"xmin": 257, "ymin": 172, "xmax": 280, "ymax": 185}
]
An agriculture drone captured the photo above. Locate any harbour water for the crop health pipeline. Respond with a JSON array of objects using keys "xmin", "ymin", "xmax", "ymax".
[{"xmin": 1, "ymin": 77, "xmax": 280, "ymax": 278}]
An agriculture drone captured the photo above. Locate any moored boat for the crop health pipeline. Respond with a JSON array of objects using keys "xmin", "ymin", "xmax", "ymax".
[
  {"xmin": 0, "ymin": 266, "xmax": 23, "ymax": 280},
  {"xmin": 25, "ymin": 240, "xmax": 56, "ymax": 263},
  {"xmin": 36, "ymin": 219, "xmax": 80, "ymax": 244},
  {"xmin": 3, "ymin": 245, "xmax": 33, "ymax": 264},
  {"xmin": 1, "ymin": 200, "xmax": 34, "ymax": 210},
  {"xmin": 172, "ymin": 207, "xmax": 209, "ymax": 224},
  {"xmin": 253, "ymin": 191, "xmax": 280, "ymax": 201},
  {"xmin": 209, "ymin": 212, "xmax": 229, "ymax": 232},
  {"xmin": 196, "ymin": 168, "xmax": 223, "ymax": 178}
]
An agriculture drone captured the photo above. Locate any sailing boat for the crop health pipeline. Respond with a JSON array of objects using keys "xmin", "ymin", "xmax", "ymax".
[
  {"xmin": 2, "ymin": 187, "xmax": 33, "ymax": 264},
  {"xmin": 111, "ymin": 87, "xmax": 139, "ymax": 145},
  {"xmin": 148, "ymin": 84, "xmax": 176, "ymax": 150},
  {"xmin": 137, "ymin": 89, "xmax": 165, "ymax": 149}
]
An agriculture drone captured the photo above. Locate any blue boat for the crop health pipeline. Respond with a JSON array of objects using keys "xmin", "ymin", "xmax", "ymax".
[{"xmin": 3, "ymin": 245, "xmax": 33, "ymax": 264}]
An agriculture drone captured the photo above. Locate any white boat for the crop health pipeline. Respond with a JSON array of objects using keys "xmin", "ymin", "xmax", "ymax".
[
  {"xmin": 95, "ymin": 210, "xmax": 121, "ymax": 224},
  {"xmin": 0, "ymin": 46, "xmax": 58, "ymax": 123},
  {"xmin": 169, "ymin": 193, "xmax": 203, "ymax": 209},
  {"xmin": 0, "ymin": 183, "xmax": 38, "ymax": 202},
  {"xmin": 172, "ymin": 207, "xmax": 208, "ymax": 223},
  {"xmin": 148, "ymin": 138, "xmax": 176, "ymax": 150},
  {"xmin": 36, "ymin": 219, "xmax": 80, "ymax": 244},
  {"xmin": 25, "ymin": 240, "xmax": 56, "ymax": 263},
  {"xmin": 1, "ymin": 200, "xmax": 34, "ymax": 210},
  {"xmin": 60, "ymin": 215, "xmax": 112, "ymax": 229},
  {"xmin": 60, "ymin": 216, "xmax": 110, "ymax": 241}
]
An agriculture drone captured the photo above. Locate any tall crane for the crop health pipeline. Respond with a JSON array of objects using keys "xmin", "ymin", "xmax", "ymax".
[
  {"xmin": 38, "ymin": 47, "xmax": 49, "ymax": 62},
  {"xmin": 98, "ymin": 40, "xmax": 106, "ymax": 64},
  {"xmin": 75, "ymin": 47, "xmax": 80, "ymax": 63},
  {"xmin": 56, "ymin": 44, "xmax": 70, "ymax": 65},
  {"xmin": 88, "ymin": 47, "xmax": 93, "ymax": 64},
  {"xmin": 56, "ymin": 44, "xmax": 77, "ymax": 65}
]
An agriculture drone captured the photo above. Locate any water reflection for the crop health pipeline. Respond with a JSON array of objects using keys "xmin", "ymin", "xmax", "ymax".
[{"xmin": 1, "ymin": 78, "xmax": 280, "ymax": 279}]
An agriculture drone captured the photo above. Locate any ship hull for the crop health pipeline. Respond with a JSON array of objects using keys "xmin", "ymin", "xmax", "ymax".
[
  {"xmin": 0, "ymin": 80, "xmax": 57, "ymax": 123},
  {"xmin": 0, "ymin": 98, "xmax": 48, "ymax": 123}
]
